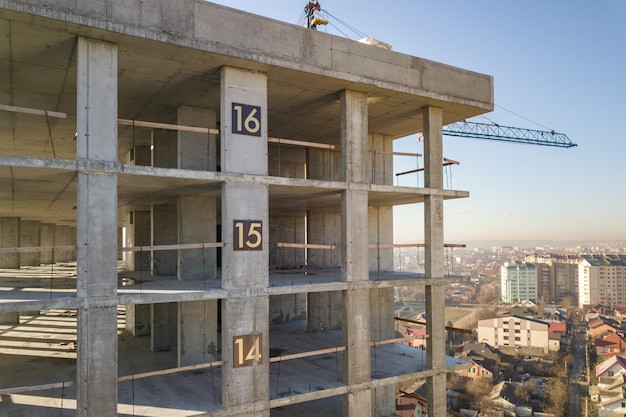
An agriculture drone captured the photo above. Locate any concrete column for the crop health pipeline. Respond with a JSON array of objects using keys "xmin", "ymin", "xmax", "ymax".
[
  {"xmin": 54, "ymin": 225, "xmax": 71, "ymax": 263},
  {"xmin": 178, "ymin": 300, "xmax": 218, "ymax": 365},
  {"xmin": 133, "ymin": 145, "xmax": 151, "ymax": 166},
  {"xmin": 307, "ymin": 291, "xmax": 343, "ymax": 331},
  {"xmin": 0, "ymin": 217, "xmax": 20, "ymax": 268},
  {"xmin": 20, "ymin": 220, "xmax": 41, "ymax": 266},
  {"xmin": 369, "ymin": 287, "xmax": 396, "ymax": 417},
  {"xmin": 178, "ymin": 196, "xmax": 216, "ymax": 280},
  {"xmin": 269, "ymin": 215, "xmax": 305, "ymax": 268},
  {"xmin": 306, "ymin": 211, "xmax": 341, "ymax": 267},
  {"xmin": 306, "ymin": 147, "xmax": 341, "ymax": 181},
  {"xmin": 152, "ymin": 129, "xmax": 177, "ymax": 168},
  {"xmin": 70, "ymin": 227, "xmax": 77, "ymax": 261},
  {"xmin": 152, "ymin": 204, "xmax": 177, "ymax": 276},
  {"xmin": 75, "ymin": 36, "xmax": 118, "ymax": 417},
  {"xmin": 178, "ymin": 105, "xmax": 218, "ymax": 171},
  {"xmin": 128, "ymin": 210, "xmax": 151, "ymax": 272},
  {"xmin": 423, "ymin": 105, "xmax": 446, "ymax": 417},
  {"xmin": 269, "ymin": 293, "xmax": 307, "ymax": 324},
  {"xmin": 125, "ymin": 304, "xmax": 150, "ymax": 336},
  {"xmin": 40, "ymin": 223, "xmax": 55, "ymax": 264},
  {"xmin": 151, "ymin": 302, "xmax": 177, "ymax": 351},
  {"xmin": 339, "ymin": 89, "xmax": 371, "ymax": 416},
  {"xmin": 220, "ymin": 66, "xmax": 269, "ymax": 416},
  {"xmin": 0, "ymin": 312, "xmax": 19, "ymax": 324},
  {"xmin": 151, "ymin": 204, "xmax": 178, "ymax": 352},
  {"xmin": 117, "ymin": 227, "xmax": 123, "ymax": 261}
]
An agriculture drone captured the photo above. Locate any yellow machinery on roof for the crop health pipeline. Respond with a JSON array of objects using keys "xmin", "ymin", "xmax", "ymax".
[{"xmin": 304, "ymin": 1, "xmax": 328, "ymax": 30}]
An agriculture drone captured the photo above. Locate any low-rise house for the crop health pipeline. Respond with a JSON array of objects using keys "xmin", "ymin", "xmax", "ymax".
[
  {"xmin": 596, "ymin": 355, "xmax": 626, "ymax": 380},
  {"xmin": 596, "ymin": 332, "xmax": 626, "ymax": 358},
  {"xmin": 588, "ymin": 315, "xmax": 623, "ymax": 339},
  {"xmin": 454, "ymin": 342, "xmax": 500, "ymax": 381},
  {"xmin": 597, "ymin": 374, "xmax": 626, "ymax": 417}
]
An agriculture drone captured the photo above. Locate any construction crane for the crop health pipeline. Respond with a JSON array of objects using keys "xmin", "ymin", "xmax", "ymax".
[
  {"xmin": 300, "ymin": 4, "xmax": 577, "ymax": 150},
  {"xmin": 443, "ymin": 120, "xmax": 577, "ymax": 148}
]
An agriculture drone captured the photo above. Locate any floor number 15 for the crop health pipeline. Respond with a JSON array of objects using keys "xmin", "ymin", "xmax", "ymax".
[{"xmin": 233, "ymin": 220, "xmax": 262, "ymax": 251}]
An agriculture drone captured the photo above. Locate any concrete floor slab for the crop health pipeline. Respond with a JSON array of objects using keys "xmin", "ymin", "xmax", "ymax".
[{"xmin": 0, "ymin": 310, "xmax": 466, "ymax": 417}]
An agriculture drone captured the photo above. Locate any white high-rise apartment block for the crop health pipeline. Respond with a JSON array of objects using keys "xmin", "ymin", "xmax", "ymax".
[
  {"xmin": 579, "ymin": 258, "xmax": 626, "ymax": 308},
  {"xmin": 501, "ymin": 261, "xmax": 538, "ymax": 304}
]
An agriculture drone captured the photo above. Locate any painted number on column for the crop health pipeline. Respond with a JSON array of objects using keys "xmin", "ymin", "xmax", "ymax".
[
  {"xmin": 233, "ymin": 220, "xmax": 262, "ymax": 251},
  {"xmin": 232, "ymin": 103, "xmax": 261, "ymax": 136},
  {"xmin": 233, "ymin": 334, "xmax": 263, "ymax": 368}
]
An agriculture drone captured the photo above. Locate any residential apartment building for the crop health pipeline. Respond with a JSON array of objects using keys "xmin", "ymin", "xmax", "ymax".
[
  {"xmin": 500, "ymin": 261, "xmax": 538, "ymax": 304},
  {"xmin": 524, "ymin": 254, "xmax": 581, "ymax": 302},
  {"xmin": 579, "ymin": 257, "xmax": 626, "ymax": 308},
  {"xmin": 477, "ymin": 316, "xmax": 558, "ymax": 354}
]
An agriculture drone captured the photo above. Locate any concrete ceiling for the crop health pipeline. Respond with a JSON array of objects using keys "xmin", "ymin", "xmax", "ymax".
[{"xmin": 0, "ymin": 6, "xmax": 486, "ymax": 226}]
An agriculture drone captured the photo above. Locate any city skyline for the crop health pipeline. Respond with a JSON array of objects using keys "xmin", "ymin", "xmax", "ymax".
[{"xmin": 209, "ymin": 1, "xmax": 626, "ymax": 243}]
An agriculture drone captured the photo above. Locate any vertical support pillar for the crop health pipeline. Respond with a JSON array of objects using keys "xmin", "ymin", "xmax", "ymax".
[
  {"xmin": 40, "ymin": 223, "xmax": 55, "ymax": 264},
  {"xmin": 423, "ymin": 106, "xmax": 446, "ymax": 417},
  {"xmin": 178, "ymin": 196, "xmax": 216, "ymax": 280},
  {"xmin": 220, "ymin": 66, "xmax": 269, "ymax": 416},
  {"xmin": 125, "ymin": 211, "xmax": 151, "ymax": 337},
  {"xmin": 151, "ymin": 302, "xmax": 177, "ymax": 351},
  {"xmin": 178, "ymin": 300, "xmax": 218, "ymax": 365},
  {"xmin": 176, "ymin": 106, "xmax": 219, "ymax": 366},
  {"xmin": 124, "ymin": 210, "xmax": 151, "ymax": 272},
  {"xmin": 339, "ymin": 89, "xmax": 372, "ymax": 417},
  {"xmin": 75, "ymin": 37, "xmax": 118, "ymax": 417},
  {"xmin": 54, "ymin": 225, "xmax": 71, "ymax": 263},
  {"xmin": 152, "ymin": 204, "xmax": 177, "ymax": 276},
  {"xmin": 20, "ymin": 220, "xmax": 41, "ymax": 266},
  {"xmin": 0, "ymin": 217, "xmax": 20, "ymax": 268}
]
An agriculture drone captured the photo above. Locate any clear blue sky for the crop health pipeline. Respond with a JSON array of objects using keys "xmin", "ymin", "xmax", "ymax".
[{"xmin": 209, "ymin": 1, "xmax": 626, "ymax": 243}]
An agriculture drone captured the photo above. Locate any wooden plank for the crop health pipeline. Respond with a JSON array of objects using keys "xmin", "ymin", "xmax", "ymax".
[
  {"xmin": 395, "ymin": 167, "xmax": 424, "ymax": 176},
  {"xmin": 368, "ymin": 150, "xmax": 422, "ymax": 157},
  {"xmin": 119, "ymin": 119, "xmax": 335, "ymax": 150},
  {"xmin": 117, "ymin": 360, "xmax": 224, "ymax": 382},
  {"xmin": 277, "ymin": 242, "xmax": 336, "ymax": 250},
  {"xmin": 120, "ymin": 242, "xmax": 224, "ymax": 252},
  {"xmin": 0, "ymin": 103, "xmax": 66, "ymax": 119},
  {"xmin": 0, "ymin": 245, "xmax": 75, "ymax": 254},
  {"xmin": 0, "ymin": 381, "xmax": 73, "ymax": 395},
  {"xmin": 368, "ymin": 243, "xmax": 465, "ymax": 249},
  {"xmin": 118, "ymin": 118, "xmax": 218, "ymax": 135},
  {"xmin": 0, "ymin": 242, "xmax": 224, "ymax": 254},
  {"xmin": 371, "ymin": 335, "xmax": 430, "ymax": 346},
  {"xmin": 269, "ymin": 345, "xmax": 346, "ymax": 363},
  {"xmin": 269, "ymin": 137, "xmax": 335, "ymax": 150}
]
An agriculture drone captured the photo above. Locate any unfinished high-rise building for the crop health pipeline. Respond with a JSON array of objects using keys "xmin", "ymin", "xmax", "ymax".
[{"xmin": 0, "ymin": 1, "xmax": 493, "ymax": 416}]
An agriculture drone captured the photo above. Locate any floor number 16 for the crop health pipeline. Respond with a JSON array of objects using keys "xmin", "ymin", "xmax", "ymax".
[{"xmin": 232, "ymin": 103, "xmax": 261, "ymax": 136}]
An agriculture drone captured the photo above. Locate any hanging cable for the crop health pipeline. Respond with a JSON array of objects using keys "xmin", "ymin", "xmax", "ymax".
[
  {"xmin": 49, "ymin": 247, "xmax": 55, "ymax": 299},
  {"xmin": 209, "ymin": 361, "xmax": 217, "ymax": 405},
  {"xmin": 45, "ymin": 111, "xmax": 57, "ymax": 158},
  {"xmin": 323, "ymin": 10, "xmax": 368, "ymax": 39},
  {"xmin": 131, "ymin": 376, "xmax": 135, "ymax": 417}
]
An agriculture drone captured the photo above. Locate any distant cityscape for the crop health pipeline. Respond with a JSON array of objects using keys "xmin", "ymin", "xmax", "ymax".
[{"xmin": 393, "ymin": 240, "xmax": 626, "ymax": 416}]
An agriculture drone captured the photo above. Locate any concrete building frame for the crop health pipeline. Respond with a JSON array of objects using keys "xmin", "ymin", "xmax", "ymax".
[{"xmin": 0, "ymin": 1, "xmax": 493, "ymax": 416}]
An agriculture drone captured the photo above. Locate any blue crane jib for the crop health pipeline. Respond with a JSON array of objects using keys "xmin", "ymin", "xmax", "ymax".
[{"xmin": 442, "ymin": 121, "xmax": 577, "ymax": 148}]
